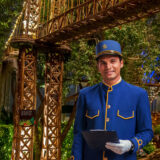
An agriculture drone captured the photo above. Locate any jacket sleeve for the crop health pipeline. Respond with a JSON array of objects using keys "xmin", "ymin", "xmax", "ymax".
[
  {"xmin": 130, "ymin": 90, "xmax": 153, "ymax": 153},
  {"xmin": 71, "ymin": 93, "xmax": 86, "ymax": 160}
]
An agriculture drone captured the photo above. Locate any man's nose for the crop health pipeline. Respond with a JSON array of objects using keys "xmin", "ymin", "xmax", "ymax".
[{"xmin": 105, "ymin": 63, "xmax": 111, "ymax": 69}]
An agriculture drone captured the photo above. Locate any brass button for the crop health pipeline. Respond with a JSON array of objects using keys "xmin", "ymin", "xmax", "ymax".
[
  {"xmin": 108, "ymin": 87, "xmax": 112, "ymax": 91},
  {"xmin": 106, "ymin": 118, "xmax": 110, "ymax": 122},
  {"xmin": 107, "ymin": 105, "xmax": 111, "ymax": 109}
]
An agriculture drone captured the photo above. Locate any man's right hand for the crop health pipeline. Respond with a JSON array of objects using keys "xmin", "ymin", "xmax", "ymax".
[{"xmin": 105, "ymin": 140, "xmax": 132, "ymax": 155}]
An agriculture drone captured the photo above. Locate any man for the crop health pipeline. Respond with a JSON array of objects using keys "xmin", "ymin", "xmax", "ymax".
[{"xmin": 71, "ymin": 40, "xmax": 153, "ymax": 160}]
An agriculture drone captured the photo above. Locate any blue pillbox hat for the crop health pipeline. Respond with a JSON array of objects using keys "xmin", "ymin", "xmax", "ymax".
[{"xmin": 96, "ymin": 40, "xmax": 122, "ymax": 59}]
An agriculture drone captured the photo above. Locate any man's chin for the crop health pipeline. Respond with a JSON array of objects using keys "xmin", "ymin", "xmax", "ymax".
[
  {"xmin": 105, "ymin": 76, "xmax": 115, "ymax": 80},
  {"xmin": 104, "ymin": 78, "xmax": 115, "ymax": 83}
]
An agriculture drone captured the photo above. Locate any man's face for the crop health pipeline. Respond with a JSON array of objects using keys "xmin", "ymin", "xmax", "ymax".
[{"xmin": 97, "ymin": 55, "xmax": 123, "ymax": 84}]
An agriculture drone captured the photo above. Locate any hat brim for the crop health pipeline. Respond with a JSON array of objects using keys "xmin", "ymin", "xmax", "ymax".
[{"xmin": 96, "ymin": 51, "xmax": 122, "ymax": 60}]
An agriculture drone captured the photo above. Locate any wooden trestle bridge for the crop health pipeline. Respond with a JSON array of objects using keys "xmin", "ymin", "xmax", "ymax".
[{"xmin": 5, "ymin": 0, "xmax": 160, "ymax": 160}]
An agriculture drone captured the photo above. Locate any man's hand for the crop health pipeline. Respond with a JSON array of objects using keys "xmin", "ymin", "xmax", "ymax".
[{"xmin": 105, "ymin": 140, "xmax": 132, "ymax": 155}]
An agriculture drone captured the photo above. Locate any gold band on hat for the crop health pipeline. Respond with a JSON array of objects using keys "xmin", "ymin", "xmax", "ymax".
[{"xmin": 96, "ymin": 50, "xmax": 122, "ymax": 58}]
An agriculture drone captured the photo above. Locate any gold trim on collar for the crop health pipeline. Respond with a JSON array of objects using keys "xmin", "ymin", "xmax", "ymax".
[{"xmin": 103, "ymin": 77, "xmax": 122, "ymax": 88}]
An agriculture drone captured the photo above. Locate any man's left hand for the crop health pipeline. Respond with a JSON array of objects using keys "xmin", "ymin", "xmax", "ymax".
[{"xmin": 105, "ymin": 140, "xmax": 132, "ymax": 155}]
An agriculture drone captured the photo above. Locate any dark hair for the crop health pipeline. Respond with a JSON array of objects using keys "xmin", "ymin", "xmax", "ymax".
[{"xmin": 118, "ymin": 55, "xmax": 122, "ymax": 61}]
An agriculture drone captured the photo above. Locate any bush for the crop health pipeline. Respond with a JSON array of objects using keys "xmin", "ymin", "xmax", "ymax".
[
  {"xmin": 143, "ymin": 141, "xmax": 156, "ymax": 154},
  {"xmin": 0, "ymin": 124, "xmax": 13, "ymax": 160},
  {"xmin": 0, "ymin": 121, "xmax": 74, "ymax": 160},
  {"xmin": 154, "ymin": 125, "xmax": 160, "ymax": 135},
  {"xmin": 61, "ymin": 121, "xmax": 74, "ymax": 160}
]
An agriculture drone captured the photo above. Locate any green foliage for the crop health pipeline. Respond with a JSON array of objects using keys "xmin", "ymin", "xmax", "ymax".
[
  {"xmin": 37, "ymin": 53, "xmax": 46, "ymax": 87},
  {"xmin": 0, "ymin": 107, "xmax": 13, "ymax": 124},
  {"xmin": 61, "ymin": 121, "xmax": 74, "ymax": 160},
  {"xmin": 34, "ymin": 122, "xmax": 43, "ymax": 160},
  {"xmin": 0, "ymin": 124, "xmax": 13, "ymax": 160},
  {"xmin": 63, "ymin": 39, "xmax": 101, "ymax": 98},
  {"xmin": 143, "ymin": 141, "xmax": 156, "ymax": 154},
  {"xmin": 154, "ymin": 125, "xmax": 160, "ymax": 135},
  {"xmin": 104, "ymin": 20, "xmax": 147, "ymax": 57}
]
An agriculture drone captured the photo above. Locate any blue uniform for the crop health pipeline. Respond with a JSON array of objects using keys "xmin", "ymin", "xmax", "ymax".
[{"xmin": 71, "ymin": 80, "xmax": 153, "ymax": 160}]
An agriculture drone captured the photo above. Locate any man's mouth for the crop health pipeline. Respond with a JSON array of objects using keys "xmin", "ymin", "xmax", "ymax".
[{"xmin": 105, "ymin": 71, "xmax": 114, "ymax": 74}]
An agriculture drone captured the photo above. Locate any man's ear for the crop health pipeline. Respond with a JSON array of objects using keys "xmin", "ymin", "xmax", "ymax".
[
  {"xmin": 97, "ymin": 62, "xmax": 100, "ymax": 72},
  {"xmin": 120, "ymin": 59, "xmax": 124, "ymax": 69}
]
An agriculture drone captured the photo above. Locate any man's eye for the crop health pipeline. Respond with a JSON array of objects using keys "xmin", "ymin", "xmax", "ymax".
[
  {"xmin": 100, "ymin": 62, "xmax": 105, "ymax": 65},
  {"xmin": 111, "ymin": 60, "xmax": 116, "ymax": 63}
]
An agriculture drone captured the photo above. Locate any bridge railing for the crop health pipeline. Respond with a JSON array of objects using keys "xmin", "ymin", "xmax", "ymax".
[
  {"xmin": 9, "ymin": 0, "xmax": 125, "ymax": 44},
  {"xmin": 37, "ymin": 0, "xmax": 125, "ymax": 39},
  {"xmin": 6, "ymin": 2, "xmax": 27, "ymax": 45},
  {"xmin": 9, "ymin": 0, "xmax": 41, "ymax": 45},
  {"xmin": 39, "ymin": 0, "xmax": 121, "ymax": 23}
]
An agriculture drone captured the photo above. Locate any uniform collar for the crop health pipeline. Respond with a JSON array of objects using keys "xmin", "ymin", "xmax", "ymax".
[{"xmin": 101, "ymin": 77, "xmax": 122, "ymax": 91}]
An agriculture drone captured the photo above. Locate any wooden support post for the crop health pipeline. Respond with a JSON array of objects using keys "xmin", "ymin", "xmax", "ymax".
[
  {"xmin": 11, "ymin": 46, "xmax": 37, "ymax": 160},
  {"xmin": 40, "ymin": 53, "xmax": 63, "ymax": 160}
]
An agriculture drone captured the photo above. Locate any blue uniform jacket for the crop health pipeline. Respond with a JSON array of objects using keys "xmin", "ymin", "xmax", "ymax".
[{"xmin": 71, "ymin": 80, "xmax": 153, "ymax": 160}]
